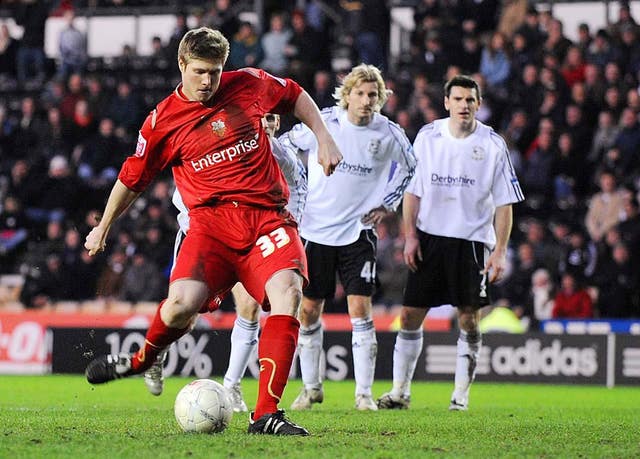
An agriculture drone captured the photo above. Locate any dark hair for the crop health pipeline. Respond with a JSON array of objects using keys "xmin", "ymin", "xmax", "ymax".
[{"xmin": 444, "ymin": 75, "xmax": 481, "ymax": 100}]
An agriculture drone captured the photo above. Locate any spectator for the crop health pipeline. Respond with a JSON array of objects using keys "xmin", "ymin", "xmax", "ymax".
[
  {"xmin": 0, "ymin": 195, "xmax": 29, "ymax": 273},
  {"xmin": 95, "ymin": 249, "xmax": 127, "ymax": 299},
  {"xmin": 617, "ymin": 196, "xmax": 640, "ymax": 260},
  {"xmin": 200, "ymin": 0, "xmax": 240, "ymax": 39},
  {"xmin": 542, "ymin": 18, "xmax": 573, "ymax": 63},
  {"xmin": 227, "ymin": 22, "xmax": 263, "ymax": 70},
  {"xmin": 586, "ymin": 29, "xmax": 619, "ymax": 68},
  {"xmin": 613, "ymin": 108, "xmax": 640, "ymax": 173},
  {"xmin": 415, "ymin": 31, "xmax": 449, "ymax": 84},
  {"xmin": 40, "ymin": 106, "xmax": 70, "ymax": 161},
  {"xmin": 592, "ymin": 242, "xmax": 639, "ymax": 318},
  {"xmin": 525, "ymin": 268, "xmax": 556, "ymax": 328},
  {"xmin": 19, "ymin": 254, "xmax": 71, "ymax": 309},
  {"xmin": 85, "ymin": 76, "xmax": 110, "ymax": 120},
  {"xmin": 551, "ymin": 131, "xmax": 580, "ymax": 208},
  {"xmin": 107, "ymin": 80, "xmax": 142, "ymax": 134},
  {"xmin": 585, "ymin": 170, "xmax": 627, "ymax": 242},
  {"xmin": 285, "ymin": 10, "xmax": 327, "ymax": 89},
  {"xmin": 588, "ymin": 110, "xmax": 620, "ymax": 166},
  {"xmin": 500, "ymin": 241, "xmax": 540, "ymax": 309},
  {"xmin": 561, "ymin": 46, "xmax": 586, "ymax": 88},
  {"xmin": 0, "ymin": 24, "xmax": 18, "ymax": 80},
  {"xmin": 0, "ymin": 104, "xmax": 16, "ymax": 170},
  {"xmin": 57, "ymin": 9, "xmax": 88, "ymax": 80},
  {"xmin": 521, "ymin": 128, "xmax": 555, "ymax": 208},
  {"xmin": 28, "ymin": 155, "xmax": 84, "ymax": 224},
  {"xmin": 560, "ymin": 226, "xmax": 597, "ymax": 281},
  {"xmin": 76, "ymin": 117, "xmax": 124, "ymax": 186},
  {"xmin": 310, "ymin": 70, "xmax": 335, "ymax": 110},
  {"xmin": 59, "ymin": 73, "xmax": 86, "ymax": 122},
  {"xmin": 12, "ymin": 96, "xmax": 49, "ymax": 168},
  {"xmin": 479, "ymin": 31, "xmax": 511, "ymax": 94},
  {"xmin": 260, "ymin": 12, "xmax": 292, "ymax": 76},
  {"xmin": 120, "ymin": 252, "xmax": 165, "ymax": 302},
  {"xmin": 576, "ymin": 22, "xmax": 592, "ymax": 54},
  {"xmin": 552, "ymin": 272, "xmax": 593, "ymax": 318},
  {"xmin": 14, "ymin": 0, "xmax": 50, "ymax": 84},
  {"xmin": 67, "ymin": 249, "xmax": 101, "ymax": 300}
]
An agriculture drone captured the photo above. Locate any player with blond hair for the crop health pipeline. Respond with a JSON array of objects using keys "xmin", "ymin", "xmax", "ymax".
[{"xmin": 285, "ymin": 64, "xmax": 416, "ymax": 411}]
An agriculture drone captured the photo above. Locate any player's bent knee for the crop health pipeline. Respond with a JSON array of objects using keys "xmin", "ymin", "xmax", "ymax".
[{"xmin": 271, "ymin": 284, "xmax": 303, "ymax": 316}]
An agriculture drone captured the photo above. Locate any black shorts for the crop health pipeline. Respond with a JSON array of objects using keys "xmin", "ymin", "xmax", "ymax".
[
  {"xmin": 403, "ymin": 231, "xmax": 491, "ymax": 309},
  {"xmin": 303, "ymin": 230, "xmax": 377, "ymax": 299}
]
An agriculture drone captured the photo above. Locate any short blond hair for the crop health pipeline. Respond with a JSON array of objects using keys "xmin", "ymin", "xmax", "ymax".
[
  {"xmin": 178, "ymin": 27, "xmax": 229, "ymax": 65},
  {"xmin": 333, "ymin": 64, "xmax": 391, "ymax": 111}
]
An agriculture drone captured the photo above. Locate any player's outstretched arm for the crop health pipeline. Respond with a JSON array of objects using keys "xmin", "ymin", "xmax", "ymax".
[
  {"xmin": 85, "ymin": 179, "xmax": 141, "ymax": 256},
  {"xmin": 293, "ymin": 90, "xmax": 342, "ymax": 175},
  {"xmin": 484, "ymin": 204, "xmax": 513, "ymax": 283}
]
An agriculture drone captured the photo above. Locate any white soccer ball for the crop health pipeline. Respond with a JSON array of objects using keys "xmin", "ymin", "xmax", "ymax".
[{"xmin": 174, "ymin": 379, "xmax": 233, "ymax": 433}]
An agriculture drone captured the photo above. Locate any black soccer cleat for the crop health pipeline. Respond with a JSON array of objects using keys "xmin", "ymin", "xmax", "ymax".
[
  {"xmin": 248, "ymin": 410, "xmax": 310, "ymax": 436},
  {"xmin": 85, "ymin": 354, "xmax": 133, "ymax": 384}
]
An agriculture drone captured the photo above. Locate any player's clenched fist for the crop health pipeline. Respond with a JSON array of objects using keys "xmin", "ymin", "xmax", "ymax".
[
  {"xmin": 85, "ymin": 226, "xmax": 107, "ymax": 256},
  {"xmin": 317, "ymin": 137, "xmax": 342, "ymax": 176}
]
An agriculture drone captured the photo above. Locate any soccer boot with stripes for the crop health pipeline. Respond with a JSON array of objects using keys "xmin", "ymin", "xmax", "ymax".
[
  {"xmin": 248, "ymin": 410, "xmax": 309, "ymax": 436},
  {"xmin": 86, "ymin": 354, "xmax": 133, "ymax": 384},
  {"xmin": 376, "ymin": 392, "xmax": 411, "ymax": 409}
]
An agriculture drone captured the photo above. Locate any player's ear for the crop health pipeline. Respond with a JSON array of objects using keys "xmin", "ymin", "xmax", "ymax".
[{"xmin": 178, "ymin": 57, "xmax": 187, "ymax": 73}]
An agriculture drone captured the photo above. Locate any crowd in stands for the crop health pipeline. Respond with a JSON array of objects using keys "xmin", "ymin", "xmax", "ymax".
[{"xmin": 0, "ymin": 0, "xmax": 639, "ymax": 327}]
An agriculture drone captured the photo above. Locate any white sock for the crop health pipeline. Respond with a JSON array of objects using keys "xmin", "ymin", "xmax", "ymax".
[
  {"xmin": 223, "ymin": 316, "xmax": 258, "ymax": 388},
  {"xmin": 298, "ymin": 321, "xmax": 323, "ymax": 390},
  {"xmin": 391, "ymin": 328, "xmax": 423, "ymax": 398},
  {"xmin": 351, "ymin": 317, "xmax": 377, "ymax": 397},
  {"xmin": 451, "ymin": 329, "xmax": 482, "ymax": 405}
]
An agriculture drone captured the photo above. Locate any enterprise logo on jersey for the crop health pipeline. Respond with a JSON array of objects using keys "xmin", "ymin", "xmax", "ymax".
[
  {"xmin": 191, "ymin": 133, "xmax": 259, "ymax": 172},
  {"xmin": 336, "ymin": 161, "xmax": 373, "ymax": 176},
  {"xmin": 431, "ymin": 173, "xmax": 476, "ymax": 187}
]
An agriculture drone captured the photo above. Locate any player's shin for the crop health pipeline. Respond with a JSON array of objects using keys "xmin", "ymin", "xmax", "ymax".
[
  {"xmin": 224, "ymin": 316, "xmax": 259, "ymax": 386},
  {"xmin": 298, "ymin": 321, "xmax": 323, "ymax": 389},
  {"xmin": 131, "ymin": 300, "xmax": 191, "ymax": 373},
  {"xmin": 451, "ymin": 329, "xmax": 482, "ymax": 407},
  {"xmin": 351, "ymin": 317, "xmax": 377, "ymax": 397},
  {"xmin": 254, "ymin": 315, "xmax": 299, "ymax": 419},
  {"xmin": 392, "ymin": 328, "xmax": 423, "ymax": 398}
]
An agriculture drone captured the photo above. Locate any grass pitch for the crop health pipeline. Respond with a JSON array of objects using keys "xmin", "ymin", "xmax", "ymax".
[{"xmin": 0, "ymin": 376, "xmax": 638, "ymax": 458}]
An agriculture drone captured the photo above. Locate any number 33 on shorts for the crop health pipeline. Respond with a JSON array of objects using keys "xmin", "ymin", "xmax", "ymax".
[{"xmin": 256, "ymin": 227, "xmax": 291, "ymax": 257}]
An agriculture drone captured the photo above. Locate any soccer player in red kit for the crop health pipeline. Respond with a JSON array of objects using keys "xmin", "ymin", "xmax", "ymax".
[{"xmin": 83, "ymin": 27, "xmax": 342, "ymax": 436}]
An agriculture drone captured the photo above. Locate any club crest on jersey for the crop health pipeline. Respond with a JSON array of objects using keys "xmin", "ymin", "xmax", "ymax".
[
  {"xmin": 367, "ymin": 139, "xmax": 381, "ymax": 156},
  {"xmin": 211, "ymin": 119, "xmax": 226, "ymax": 137},
  {"xmin": 471, "ymin": 146, "xmax": 485, "ymax": 160},
  {"xmin": 134, "ymin": 133, "xmax": 147, "ymax": 158}
]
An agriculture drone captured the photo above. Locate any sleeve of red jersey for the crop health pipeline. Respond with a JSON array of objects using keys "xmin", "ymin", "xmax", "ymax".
[
  {"xmin": 242, "ymin": 68, "xmax": 303, "ymax": 115},
  {"xmin": 118, "ymin": 110, "xmax": 175, "ymax": 192}
]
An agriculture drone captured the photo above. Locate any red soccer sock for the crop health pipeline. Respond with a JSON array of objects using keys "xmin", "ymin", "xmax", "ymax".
[
  {"xmin": 253, "ymin": 315, "xmax": 299, "ymax": 420},
  {"xmin": 130, "ymin": 300, "xmax": 190, "ymax": 373}
]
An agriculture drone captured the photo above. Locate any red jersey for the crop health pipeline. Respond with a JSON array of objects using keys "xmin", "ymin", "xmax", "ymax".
[{"xmin": 118, "ymin": 68, "xmax": 303, "ymax": 209}]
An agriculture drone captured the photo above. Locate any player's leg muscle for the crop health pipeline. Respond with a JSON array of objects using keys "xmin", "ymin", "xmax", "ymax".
[{"xmin": 161, "ymin": 279, "xmax": 209, "ymax": 328}]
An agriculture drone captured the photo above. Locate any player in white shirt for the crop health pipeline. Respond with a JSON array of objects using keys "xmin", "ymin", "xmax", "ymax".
[
  {"xmin": 144, "ymin": 114, "xmax": 308, "ymax": 412},
  {"xmin": 285, "ymin": 64, "xmax": 416, "ymax": 411},
  {"xmin": 377, "ymin": 75, "xmax": 524, "ymax": 411}
]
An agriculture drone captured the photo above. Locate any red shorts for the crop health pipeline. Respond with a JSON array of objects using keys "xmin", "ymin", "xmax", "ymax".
[{"xmin": 170, "ymin": 203, "xmax": 308, "ymax": 309}]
